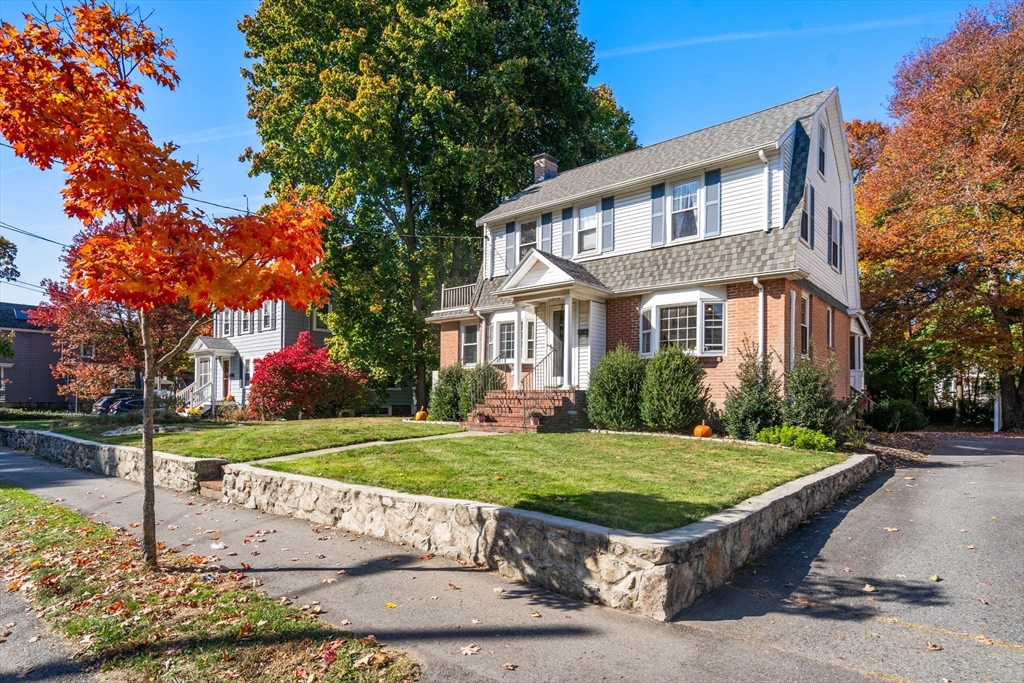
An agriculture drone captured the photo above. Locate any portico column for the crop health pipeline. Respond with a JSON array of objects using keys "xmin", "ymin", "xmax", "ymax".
[
  {"xmin": 562, "ymin": 296, "xmax": 573, "ymax": 389},
  {"xmin": 513, "ymin": 303, "xmax": 523, "ymax": 390}
]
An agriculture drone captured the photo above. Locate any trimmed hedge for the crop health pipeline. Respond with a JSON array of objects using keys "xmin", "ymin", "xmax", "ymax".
[
  {"xmin": 756, "ymin": 425, "xmax": 837, "ymax": 452},
  {"xmin": 640, "ymin": 346, "xmax": 710, "ymax": 433},
  {"xmin": 866, "ymin": 398, "xmax": 929, "ymax": 432},
  {"xmin": 587, "ymin": 346, "xmax": 647, "ymax": 431}
]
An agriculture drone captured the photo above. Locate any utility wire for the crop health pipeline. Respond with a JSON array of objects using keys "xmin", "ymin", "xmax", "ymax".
[
  {"xmin": 0, "ymin": 221, "xmax": 70, "ymax": 248},
  {"xmin": 2, "ymin": 141, "xmax": 483, "ymax": 241}
]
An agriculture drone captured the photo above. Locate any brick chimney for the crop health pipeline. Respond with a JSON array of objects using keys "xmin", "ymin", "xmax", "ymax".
[{"xmin": 533, "ymin": 153, "xmax": 559, "ymax": 183}]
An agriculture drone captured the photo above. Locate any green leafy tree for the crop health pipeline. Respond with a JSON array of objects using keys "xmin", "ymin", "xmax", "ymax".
[
  {"xmin": 240, "ymin": 0, "xmax": 637, "ymax": 406},
  {"xmin": 723, "ymin": 341, "xmax": 784, "ymax": 440},
  {"xmin": 0, "ymin": 237, "xmax": 16, "ymax": 359},
  {"xmin": 429, "ymin": 364, "xmax": 467, "ymax": 422},
  {"xmin": 587, "ymin": 345, "xmax": 646, "ymax": 431},
  {"xmin": 640, "ymin": 346, "xmax": 710, "ymax": 433},
  {"xmin": 784, "ymin": 356, "xmax": 845, "ymax": 441}
]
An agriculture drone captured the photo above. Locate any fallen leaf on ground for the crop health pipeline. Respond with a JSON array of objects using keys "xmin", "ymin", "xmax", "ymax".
[
  {"xmin": 461, "ymin": 644, "xmax": 481, "ymax": 656},
  {"xmin": 530, "ymin": 611, "xmax": 541, "ymax": 618},
  {"xmin": 884, "ymin": 527, "xmax": 899, "ymax": 532},
  {"xmin": 862, "ymin": 584, "xmax": 877, "ymax": 593},
  {"xmin": 930, "ymin": 574, "xmax": 942, "ymax": 582},
  {"xmin": 28, "ymin": 635, "xmax": 40, "ymax": 643},
  {"xmin": 493, "ymin": 587, "xmax": 505, "ymax": 594},
  {"xmin": 384, "ymin": 603, "xmax": 396, "ymax": 609},
  {"xmin": 843, "ymin": 567, "xmax": 852, "ymax": 573},
  {"xmin": 448, "ymin": 582, "xmax": 460, "ymax": 590},
  {"xmin": 341, "ymin": 619, "xmax": 352, "ymax": 625},
  {"xmin": 967, "ymin": 545, "xmax": 976, "ymax": 550},
  {"xmin": 904, "ymin": 476, "xmax": 915, "ymax": 480},
  {"xmin": 977, "ymin": 597, "xmax": 989, "ymax": 605},
  {"xmin": 504, "ymin": 663, "xmax": 518, "ymax": 670},
  {"xmin": 323, "ymin": 577, "xmax": 337, "ymax": 584},
  {"xmin": 471, "ymin": 619, "xmax": 481, "ymax": 624},
  {"xmin": 129, "ymin": 523, "xmax": 140, "ymax": 528},
  {"xmin": 926, "ymin": 641, "xmax": 943, "ymax": 651},
  {"xmin": 421, "ymin": 554, "xmax": 434, "ymax": 561}
]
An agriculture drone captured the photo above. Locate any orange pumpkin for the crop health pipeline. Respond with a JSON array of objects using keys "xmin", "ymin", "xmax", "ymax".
[
  {"xmin": 693, "ymin": 423, "xmax": 712, "ymax": 438},
  {"xmin": 414, "ymin": 409, "xmax": 429, "ymax": 421}
]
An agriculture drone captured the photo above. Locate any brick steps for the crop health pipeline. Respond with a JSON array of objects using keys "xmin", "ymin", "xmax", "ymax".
[
  {"xmin": 465, "ymin": 389, "xmax": 588, "ymax": 433},
  {"xmin": 198, "ymin": 479, "xmax": 223, "ymax": 500}
]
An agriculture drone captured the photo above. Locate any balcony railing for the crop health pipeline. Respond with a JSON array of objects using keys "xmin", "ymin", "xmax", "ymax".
[{"xmin": 440, "ymin": 283, "xmax": 475, "ymax": 309}]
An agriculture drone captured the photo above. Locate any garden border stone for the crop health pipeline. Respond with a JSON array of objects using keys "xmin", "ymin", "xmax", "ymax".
[
  {"xmin": 223, "ymin": 452, "xmax": 877, "ymax": 621},
  {"xmin": 0, "ymin": 427, "xmax": 226, "ymax": 494}
]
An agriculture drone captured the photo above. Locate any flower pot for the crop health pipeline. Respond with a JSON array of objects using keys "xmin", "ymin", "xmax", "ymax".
[{"xmin": 529, "ymin": 416, "xmax": 540, "ymax": 426}]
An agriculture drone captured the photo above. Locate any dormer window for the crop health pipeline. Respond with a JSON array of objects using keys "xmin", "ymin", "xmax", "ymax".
[
  {"xmin": 671, "ymin": 180, "xmax": 698, "ymax": 239},
  {"xmin": 519, "ymin": 220, "xmax": 537, "ymax": 259},
  {"xmin": 577, "ymin": 205, "xmax": 598, "ymax": 253}
]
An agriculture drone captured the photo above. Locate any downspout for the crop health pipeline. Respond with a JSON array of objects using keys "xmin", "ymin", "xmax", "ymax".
[
  {"xmin": 758, "ymin": 149, "xmax": 771, "ymax": 231},
  {"xmin": 753, "ymin": 277, "xmax": 765, "ymax": 361}
]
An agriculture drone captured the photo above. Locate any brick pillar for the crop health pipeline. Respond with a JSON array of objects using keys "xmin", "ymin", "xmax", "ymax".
[{"xmin": 606, "ymin": 295, "xmax": 641, "ymax": 353}]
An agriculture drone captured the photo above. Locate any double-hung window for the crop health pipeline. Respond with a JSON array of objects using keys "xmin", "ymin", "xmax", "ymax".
[
  {"xmin": 640, "ymin": 310, "xmax": 653, "ymax": 355},
  {"xmin": 659, "ymin": 305, "xmax": 698, "ymax": 350},
  {"xmin": 462, "ymin": 324, "xmax": 478, "ymax": 365},
  {"xmin": 703, "ymin": 303, "xmax": 724, "ymax": 354},
  {"xmin": 222, "ymin": 311, "xmax": 232, "ymax": 336},
  {"xmin": 826, "ymin": 307, "xmax": 834, "ymax": 348},
  {"xmin": 241, "ymin": 311, "xmax": 250, "ymax": 333},
  {"xmin": 261, "ymin": 301, "xmax": 273, "ymax": 331},
  {"xmin": 828, "ymin": 210, "xmax": 841, "ymax": 269},
  {"xmin": 800, "ymin": 295, "xmax": 810, "ymax": 358},
  {"xmin": 671, "ymin": 180, "xmax": 698, "ymax": 239},
  {"xmin": 519, "ymin": 220, "xmax": 537, "ymax": 260},
  {"xmin": 800, "ymin": 183, "xmax": 811, "ymax": 244},
  {"xmin": 525, "ymin": 321, "xmax": 535, "ymax": 360},
  {"xmin": 577, "ymin": 205, "xmax": 598, "ymax": 254},
  {"xmin": 818, "ymin": 122, "xmax": 827, "ymax": 176},
  {"xmin": 498, "ymin": 322, "xmax": 515, "ymax": 360},
  {"xmin": 313, "ymin": 303, "xmax": 332, "ymax": 332}
]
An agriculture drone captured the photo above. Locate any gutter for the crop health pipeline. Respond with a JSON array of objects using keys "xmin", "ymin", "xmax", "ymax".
[
  {"xmin": 753, "ymin": 277, "xmax": 765, "ymax": 361},
  {"xmin": 758, "ymin": 149, "xmax": 771, "ymax": 231}
]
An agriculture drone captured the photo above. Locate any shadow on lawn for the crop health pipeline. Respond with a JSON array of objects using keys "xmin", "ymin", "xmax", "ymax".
[{"xmin": 512, "ymin": 490, "xmax": 723, "ymax": 535}]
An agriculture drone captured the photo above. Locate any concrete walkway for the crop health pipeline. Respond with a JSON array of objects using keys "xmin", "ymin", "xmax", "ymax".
[
  {"xmin": 247, "ymin": 429, "xmax": 491, "ymax": 465},
  {"xmin": 2, "ymin": 437, "xmax": 1021, "ymax": 682}
]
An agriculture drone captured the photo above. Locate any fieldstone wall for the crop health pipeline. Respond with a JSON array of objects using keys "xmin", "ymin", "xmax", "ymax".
[
  {"xmin": 224, "ymin": 453, "xmax": 877, "ymax": 621},
  {"xmin": 0, "ymin": 427, "xmax": 226, "ymax": 494}
]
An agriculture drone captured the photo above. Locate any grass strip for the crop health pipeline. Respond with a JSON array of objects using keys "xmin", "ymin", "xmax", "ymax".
[
  {"xmin": 0, "ymin": 483, "xmax": 418, "ymax": 682},
  {"xmin": 2, "ymin": 416, "xmax": 461, "ymax": 463},
  {"xmin": 262, "ymin": 432, "xmax": 846, "ymax": 534}
]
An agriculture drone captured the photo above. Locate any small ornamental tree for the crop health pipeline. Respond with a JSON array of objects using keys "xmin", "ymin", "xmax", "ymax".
[
  {"xmin": 0, "ymin": 3, "xmax": 331, "ymax": 566},
  {"xmin": 723, "ymin": 341, "xmax": 784, "ymax": 440},
  {"xmin": 640, "ymin": 346, "xmax": 710, "ymax": 433},
  {"xmin": 429, "ymin": 364, "xmax": 467, "ymax": 422},
  {"xmin": 247, "ymin": 332, "xmax": 367, "ymax": 420},
  {"xmin": 587, "ymin": 345, "xmax": 646, "ymax": 431}
]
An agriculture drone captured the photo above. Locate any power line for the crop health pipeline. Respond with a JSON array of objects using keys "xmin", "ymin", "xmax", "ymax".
[
  {"xmin": 2, "ymin": 280, "xmax": 45, "ymax": 294},
  {"xmin": 0, "ymin": 221, "xmax": 70, "ymax": 248},
  {"xmin": 2, "ymin": 142, "xmax": 483, "ymax": 241}
]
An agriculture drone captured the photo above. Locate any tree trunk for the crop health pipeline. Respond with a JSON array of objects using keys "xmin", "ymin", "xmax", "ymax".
[
  {"xmin": 139, "ymin": 309, "xmax": 158, "ymax": 567},
  {"xmin": 954, "ymin": 375, "xmax": 963, "ymax": 427},
  {"xmin": 999, "ymin": 371, "xmax": 1024, "ymax": 431}
]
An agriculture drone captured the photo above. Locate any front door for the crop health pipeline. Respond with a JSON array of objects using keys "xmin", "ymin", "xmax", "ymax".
[
  {"xmin": 222, "ymin": 359, "xmax": 230, "ymax": 398},
  {"xmin": 551, "ymin": 309, "xmax": 565, "ymax": 380}
]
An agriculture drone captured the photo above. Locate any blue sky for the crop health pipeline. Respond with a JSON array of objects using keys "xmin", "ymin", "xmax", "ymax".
[{"xmin": 0, "ymin": 0, "xmax": 972, "ymax": 305}]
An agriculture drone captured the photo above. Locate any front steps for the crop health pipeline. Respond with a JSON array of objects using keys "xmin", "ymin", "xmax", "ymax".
[{"xmin": 463, "ymin": 389, "xmax": 588, "ymax": 433}]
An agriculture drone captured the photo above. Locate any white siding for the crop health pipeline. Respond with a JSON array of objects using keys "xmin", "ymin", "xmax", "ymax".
[
  {"xmin": 797, "ymin": 100, "xmax": 850, "ymax": 306},
  {"xmin": 607, "ymin": 190, "xmax": 649, "ymax": 255},
  {"xmin": 720, "ymin": 160, "xmax": 763, "ymax": 236},
  {"xmin": 491, "ymin": 228, "xmax": 508, "ymax": 276},
  {"xmin": 575, "ymin": 301, "xmax": 589, "ymax": 388},
  {"xmin": 517, "ymin": 261, "xmax": 571, "ymax": 288},
  {"xmin": 589, "ymin": 301, "xmax": 606, "ymax": 377}
]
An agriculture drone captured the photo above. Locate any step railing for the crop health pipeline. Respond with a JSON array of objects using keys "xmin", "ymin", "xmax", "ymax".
[
  {"xmin": 176, "ymin": 381, "xmax": 212, "ymax": 410},
  {"xmin": 522, "ymin": 348, "xmax": 559, "ymax": 424}
]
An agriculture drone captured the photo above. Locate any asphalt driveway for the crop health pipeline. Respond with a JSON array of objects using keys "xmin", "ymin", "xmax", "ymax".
[{"xmin": 1, "ymin": 436, "xmax": 1021, "ymax": 682}]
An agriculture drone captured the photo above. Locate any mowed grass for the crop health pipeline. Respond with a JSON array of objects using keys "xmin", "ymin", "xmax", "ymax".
[
  {"xmin": 2, "ymin": 416, "xmax": 461, "ymax": 463},
  {"xmin": 262, "ymin": 433, "xmax": 846, "ymax": 534},
  {"xmin": 0, "ymin": 483, "xmax": 417, "ymax": 682}
]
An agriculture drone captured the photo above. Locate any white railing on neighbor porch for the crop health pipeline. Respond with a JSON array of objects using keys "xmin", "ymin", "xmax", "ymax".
[
  {"xmin": 176, "ymin": 381, "xmax": 212, "ymax": 410},
  {"xmin": 441, "ymin": 283, "xmax": 475, "ymax": 309}
]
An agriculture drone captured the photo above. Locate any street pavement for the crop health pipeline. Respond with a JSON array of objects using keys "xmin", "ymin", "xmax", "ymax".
[
  {"xmin": 1, "ymin": 436, "xmax": 1021, "ymax": 682},
  {"xmin": 0, "ymin": 591, "xmax": 97, "ymax": 682}
]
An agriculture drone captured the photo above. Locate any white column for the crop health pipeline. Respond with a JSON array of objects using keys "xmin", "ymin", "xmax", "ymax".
[
  {"xmin": 513, "ymin": 303, "xmax": 523, "ymax": 390},
  {"xmin": 562, "ymin": 296, "xmax": 573, "ymax": 389}
]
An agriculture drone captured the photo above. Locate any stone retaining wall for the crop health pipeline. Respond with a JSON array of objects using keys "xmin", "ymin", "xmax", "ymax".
[
  {"xmin": 0, "ymin": 428, "xmax": 226, "ymax": 494},
  {"xmin": 224, "ymin": 453, "xmax": 877, "ymax": 621}
]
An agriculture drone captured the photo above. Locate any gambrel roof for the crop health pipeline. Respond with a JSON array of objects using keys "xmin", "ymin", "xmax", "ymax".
[{"xmin": 478, "ymin": 89, "xmax": 834, "ymax": 226}]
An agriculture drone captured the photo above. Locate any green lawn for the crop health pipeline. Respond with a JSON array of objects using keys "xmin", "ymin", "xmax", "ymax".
[
  {"xmin": 1, "ymin": 416, "xmax": 461, "ymax": 463},
  {"xmin": 261, "ymin": 433, "xmax": 845, "ymax": 534}
]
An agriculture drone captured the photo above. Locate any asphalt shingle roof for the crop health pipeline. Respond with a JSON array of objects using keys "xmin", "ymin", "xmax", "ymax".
[
  {"xmin": 0, "ymin": 302, "xmax": 46, "ymax": 331},
  {"xmin": 192, "ymin": 336, "xmax": 238, "ymax": 352},
  {"xmin": 479, "ymin": 89, "xmax": 833, "ymax": 225}
]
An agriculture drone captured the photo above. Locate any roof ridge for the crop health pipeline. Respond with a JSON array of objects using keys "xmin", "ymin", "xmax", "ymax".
[{"xmin": 523, "ymin": 88, "xmax": 834, "ymax": 188}]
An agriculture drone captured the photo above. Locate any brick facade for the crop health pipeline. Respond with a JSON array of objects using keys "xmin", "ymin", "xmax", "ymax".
[
  {"xmin": 605, "ymin": 295, "xmax": 641, "ymax": 353},
  {"xmin": 439, "ymin": 321, "xmax": 460, "ymax": 368}
]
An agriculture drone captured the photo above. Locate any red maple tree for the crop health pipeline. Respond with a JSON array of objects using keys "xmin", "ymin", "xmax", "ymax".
[{"xmin": 0, "ymin": 2, "xmax": 332, "ymax": 564}]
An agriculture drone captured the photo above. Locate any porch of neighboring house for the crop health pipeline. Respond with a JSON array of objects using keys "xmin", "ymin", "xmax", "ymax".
[{"xmin": 177, "ymin": 337, "xmax": 239, "ymax": 415}]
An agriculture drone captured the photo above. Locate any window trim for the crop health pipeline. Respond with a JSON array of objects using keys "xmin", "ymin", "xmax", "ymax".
[
  {"xmin": 670, "ymin": 178, "xmax": 700, "ymax": 242},
  {"xmin": 638, "ymin": 295, "xmax": 727, "ymax": 358},
  {"xmin": 800, "ymin": 295, "xmax": 810, "ymax": 358},
  {"xmin": 498, "ymin": 321, "xmax": 515, "ymax": 361},
  {"xmin": 519, "ymin": 218, "xmax": 538, "ymax": 260},
  {"xmin": 702, "ymin": 301, "xmax": 725, "ymax": 354},
  {"xmin": 222, "ymin": 311, "xmax": 232, "ymax": 337},
  {"xmin": 524, "ymin": 321, "xmax": 535, "ymax": 361},
  {"xmin": 260, "ymin": 301, "xmax": 274, "ymax": 331},
  {"xmin": 313, "ymin": 303, "xmax": 332, "ymax": 332},
  {"xmin": 828, "ymin": 209, "xmax": 841, "ymax": 271},
  {"xmin": 799, "ymin": 183, "xmax": 811, "ymax": 246},
  {"xmin": 461, "ymin": 323, "xmax": 479, "ymax": 367},
  {"xmin": 826, "ymin": 307, "xmax": 834, "ymax": 348},
  {"xmin": 576, "ymin": 204, "xmax": 599, "ymax": 255},
  {"xmin": 241, "ymin": 311, "xmax": 251, "ymax": 334}
]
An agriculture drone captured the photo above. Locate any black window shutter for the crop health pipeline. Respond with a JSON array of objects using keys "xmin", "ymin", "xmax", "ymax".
[
  {"xmin": 505, "ymin": 222, "xmax": 515, "ymax": 273},
  {"xmin": 561, "ymin": 208, "xmax": 573, "ymax": 257},
  {"xmin": 540, "ymin": 212, "xmax": 552, "ymax": 253},
  {"xmin": 601, "ymin": 196, "xmax": 614, "ymax": 252},
  {"xmin": 650, "ymin": 183, "xmax": 665, "ymax": 247},
  {"xmin": 838, "ymin": 220, "xmax": 844, "ymax": 272},
  {"xmin": 827, "ymin": 208, "xmax": 833, "ymax": 266}
]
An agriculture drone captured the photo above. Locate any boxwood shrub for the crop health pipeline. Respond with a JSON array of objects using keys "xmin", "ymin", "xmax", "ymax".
[
  {"xmin": 587, "ymin": 345, "xmax": 647, "ymax": 431},
  {"xmin": 429, "ymin": 364, "xmax": 467, "ymax": 422},
  {"xmin": 640, "ymin": 346, "xmax": 710, "ymax": 433},
  {"xmin": 756, "ymin": 424, "xmax": 837, "ymax": 452}
]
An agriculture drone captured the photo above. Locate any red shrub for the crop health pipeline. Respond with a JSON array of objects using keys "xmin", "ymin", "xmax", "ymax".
[{"xmin": 247, "ymin": 332, "xmax": 368, "ymax": 420}]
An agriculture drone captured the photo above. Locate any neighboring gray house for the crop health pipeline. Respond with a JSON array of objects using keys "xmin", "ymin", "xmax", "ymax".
[
  {"xmin": 179, "ymin": 301, "xmax": 416, "ymax": 416},
  {"xmin": 0, "ymin": 302, "xmax": 64, "ymax": 409}
]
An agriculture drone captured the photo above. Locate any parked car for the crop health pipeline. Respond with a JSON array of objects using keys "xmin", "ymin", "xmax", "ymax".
[
  {"xmin": 107, "ymin": 398, "xmax": 145, "ymax": 414},
  {"xmin": 91, "ymin": 395, "xmax": 119, "ymax": 415}
]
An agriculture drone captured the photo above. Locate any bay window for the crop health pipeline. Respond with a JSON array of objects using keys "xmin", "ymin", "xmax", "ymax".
[
  {"xmin": 577, "ymin": 205, "xmax": 598, "ymax": 253},
  {"xmin": 641, "ymin": 309, "xmax": 653, "ymax": 355},
  {"xmin": 659, "ymin": 305, "xmax": 698, "ymax": 350},
  {"xmin": 671, "ymin": 180, "xmax": 698, "ymax": 239},
  {"xmin": 703, "ymin": 303, "xmax": 724, "ymax": 353},
  {"xmin": 641, "ymin": 297, "xmax": 725, "ymax": 356}
]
